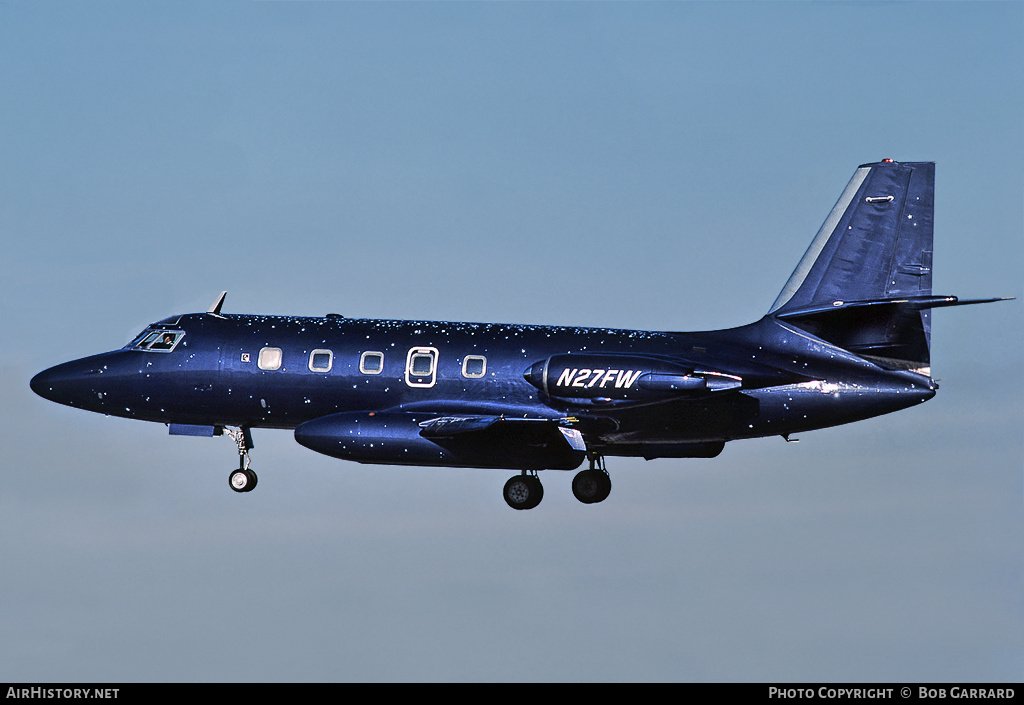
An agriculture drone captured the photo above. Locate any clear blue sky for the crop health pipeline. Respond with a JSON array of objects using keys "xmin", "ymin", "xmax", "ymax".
[{"xmin": 2, "ymin": 1, "xmax": 1021, "ymax": 681}]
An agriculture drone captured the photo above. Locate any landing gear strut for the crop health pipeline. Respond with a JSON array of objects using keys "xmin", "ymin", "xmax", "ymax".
[
  {"xmin": 226, "ymin": 427, "xmax": 257, "ymax": 493},
  {"xmin": 572, "ymin": 455, "xmax": 611, "ymax": 504},
  {"xmin": 503, "ymin": 471, "xmax": 543, "ymax": 510}
]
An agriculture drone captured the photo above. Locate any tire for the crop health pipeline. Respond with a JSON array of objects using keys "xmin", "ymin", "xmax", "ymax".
[
  {"xmin": 573, "ymin": 469, "xmax": 610, "ymax": 504},
  {"xmin": 229, "ymin": 468, "xmax": 253, "ymax": 493},
  {"xmin": 524, "ymin": 475, "xmax": 543, "ymax": 508},
  {"xmin": 594, "ymin": 470, "xmax": 611, "ymax": 503},
  {"xmin": 504, "ymin": 474, "xmax": 542, "ymax": 510}
]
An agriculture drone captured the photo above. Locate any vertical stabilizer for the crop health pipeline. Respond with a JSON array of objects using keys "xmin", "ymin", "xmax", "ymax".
[
  {"xmin": 769, "ymin": 161, "xmax": 936, "ymax": 370},
  {"xmin": 770, "ymin": 160, "xmax": 934, "ymax": 313}
]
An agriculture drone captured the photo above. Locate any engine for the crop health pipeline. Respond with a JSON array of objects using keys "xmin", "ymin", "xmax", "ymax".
[{"xmin": 523, "ymin": 353, "xmax": 741, "ymax": 403}]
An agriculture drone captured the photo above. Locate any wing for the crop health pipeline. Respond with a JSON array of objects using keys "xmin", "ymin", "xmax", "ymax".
[{"xmin": 295, "ymin": 411, "xmax": 586, "ymax": 470}]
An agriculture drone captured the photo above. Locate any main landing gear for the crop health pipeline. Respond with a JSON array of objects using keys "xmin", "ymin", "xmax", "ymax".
[
  {"xmin": 502, "ymin": 455, "xmax": 611, "ymax": 510},
  {"xmin": 225, "ymin": 427, "xmax": 257, "ymax": 493},
  {"xmin": 572, "ymin": 455, "xmax": 611, "ymax": 505},
  {"xmin": 503, "ymin": 472, "xmax": 544, "ymax": 510}
]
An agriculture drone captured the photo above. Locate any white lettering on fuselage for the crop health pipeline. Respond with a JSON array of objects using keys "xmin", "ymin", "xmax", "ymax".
[{"xmin": 554, "ymin": 368, "xmax": 643, "ymax": 390}]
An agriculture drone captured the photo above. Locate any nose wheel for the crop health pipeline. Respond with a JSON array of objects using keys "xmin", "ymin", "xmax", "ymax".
[
  {"xmin": 229, "ymin": 467, "xmax": 258, "ymax": 493},
  {"xmin": 225, "ymin": 427, "xmax": 257, "ymax": 493}
]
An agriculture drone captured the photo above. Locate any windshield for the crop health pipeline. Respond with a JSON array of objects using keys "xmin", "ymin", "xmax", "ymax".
[{"xmin": 128, "ymin": 329, "xmax": 185, "ymax": 352}]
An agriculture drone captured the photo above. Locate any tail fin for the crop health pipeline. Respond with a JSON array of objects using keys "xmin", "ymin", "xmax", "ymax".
[
  {"xmin": 767, "ymin": 161, "xmax": 939, "ymax": 371},
  {"xmin": 770, "ymin": 160, "xmax": 935, "ymax": 314},
  {"xmin": 768, "ymin": 160, "xmax": 1010, "ymax": 373}
]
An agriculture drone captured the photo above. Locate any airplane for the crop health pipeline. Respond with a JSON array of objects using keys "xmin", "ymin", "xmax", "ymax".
[{"xmin": 30, "ymin": 160, "xmax": 1011, "ymax": 509}]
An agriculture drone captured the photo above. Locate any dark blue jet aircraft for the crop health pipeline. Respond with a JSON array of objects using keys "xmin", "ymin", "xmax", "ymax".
[{"xmin": 31, "ymin": 160, "xmax": 1010, "ymax": 509}]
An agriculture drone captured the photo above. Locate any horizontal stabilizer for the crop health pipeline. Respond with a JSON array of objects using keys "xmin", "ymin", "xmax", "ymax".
[
  {"xmin": 776, "ymin": 295, "xmax": 1013, "ymax": 320},
  {"xmin": 909, "ymin": 296, "xmax": 1014, "ymax": 309},
  {"xmin": 776, "ymin": 295, "xmax": 1012, "ymax": 368}
]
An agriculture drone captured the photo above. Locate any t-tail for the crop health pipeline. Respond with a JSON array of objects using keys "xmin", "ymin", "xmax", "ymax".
[{"xmin": 767, "ymin": 160, "xmax": 1010, "ymax": 376}]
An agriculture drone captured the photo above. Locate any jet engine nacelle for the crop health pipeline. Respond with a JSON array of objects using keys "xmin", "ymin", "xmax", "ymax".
[{"xmin": 523, "ymin": 354, "xmax": 741, "ymax": 402}]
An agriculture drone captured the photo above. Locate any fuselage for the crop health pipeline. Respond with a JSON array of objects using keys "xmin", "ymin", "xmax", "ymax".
[
  {"xmin": 28, "ymin": 161, "xmax": 1006, "ymax": 507},
  {"xmin": 30, "ymin": 310, "xmax": 936, "ymax": 461}
]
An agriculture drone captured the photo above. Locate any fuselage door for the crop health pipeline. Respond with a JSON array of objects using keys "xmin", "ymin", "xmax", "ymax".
[{"xmin": 405, "ymin": 347, "xmax": 438, "ymax": 388}]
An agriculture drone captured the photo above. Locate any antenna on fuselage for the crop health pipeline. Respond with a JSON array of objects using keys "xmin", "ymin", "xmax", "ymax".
[{"xmin": 207, "ymin": 291, "xmax": 228, "ymax": 318}]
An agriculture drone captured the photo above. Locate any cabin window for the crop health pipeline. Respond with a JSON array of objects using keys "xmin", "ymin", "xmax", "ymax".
[
  {"xmin": 404, "ymin": 347, "xmax": 438, "ymax": 388},
  {"xmin": 360, "ymin": 351, "xmax": 384, "ymax": 375},
  {"xmin": 258, "ymin": 347, "xmax": 283, "ymax": 371},
  {"xmin": 131, "ymin": 329, "xmax": 184, "ymax": 353},
  {"xmin": 411, "ymin": 353, "xmax": 433, "ymax": 375},
  {"xmin": 462, "ymin": 355, "xmax": 486, "ymax": 378},
  {"xmin": 309, "ymin": 349, "xmax": 333, "ymax": 373}
]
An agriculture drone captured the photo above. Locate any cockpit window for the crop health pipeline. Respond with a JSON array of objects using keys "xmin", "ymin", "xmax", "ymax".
[{"xmin": 130, "ymin": 329, "xmax": 184, "ymax": 353}]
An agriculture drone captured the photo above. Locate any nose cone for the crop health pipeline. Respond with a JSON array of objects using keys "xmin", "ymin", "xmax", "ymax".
[
  {"xmin": 31, "ymin": 360, "xmax": 93, "ymax": 405},
  {"xmin": 31, "ymin": 364, "xmax": 65, "ymax": 402},
  {"xmin": 29, "ymin": 369, "xmax": 48, "ymax": 398},
  {"xmin": 30, "ymin": 352, "xmax": 128, "ymax": 409}
]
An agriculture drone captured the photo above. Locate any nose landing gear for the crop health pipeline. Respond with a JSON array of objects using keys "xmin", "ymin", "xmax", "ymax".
[{"xmin": 225, "ymin": 427, "xmax": 257, "ymax": 493}]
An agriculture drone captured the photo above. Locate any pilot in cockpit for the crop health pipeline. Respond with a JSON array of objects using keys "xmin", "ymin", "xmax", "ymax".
[{"xmin": 150, "ymin": 333, "xmax": 176, "ymax": 350}]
